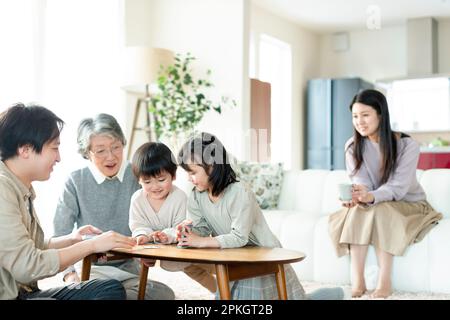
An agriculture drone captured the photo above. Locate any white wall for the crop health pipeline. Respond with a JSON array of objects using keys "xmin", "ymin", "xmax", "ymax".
[
  {"xmin": 124, "ymin": 0, "xmax": 250, "ymax": 159},
  {"xmin": 250, "ymin": 4, "xmax": 320, "ymax": 170},
  {"xmin": 438, "ymin": 19, "xmax": 450, "ymax": 73},
  {"xmin": 319, "ymin": 19, "xmax": 450, "ymax": 83},
  {"xmin": 319, "ymin": 25, "xmax": 407, "ymax": 83}
]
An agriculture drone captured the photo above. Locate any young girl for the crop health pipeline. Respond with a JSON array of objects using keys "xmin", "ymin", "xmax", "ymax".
[
  {"xmin": 328, "ymin": 89, "xmax": 442, "ymax": 298},
  {"xmin": 129, "ymin": 142, "xmax": 217, "ymax": 293},
  {"xmin": 176, "ymin": 132, "xmax": 345, "ymax": 300}
]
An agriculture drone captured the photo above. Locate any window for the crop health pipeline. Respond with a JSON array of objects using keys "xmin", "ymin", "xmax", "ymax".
[
  {"xmin": 0, "ymin": 0, "xmax": 36, "ymax": 107},
  {"xmin": 256, "ymin": 34, "xmax": 292, "ymax": 169},
  {"xmin": 0, "ymin": 0, "xmax": 124, "ymax": 235},
  {"xmin": 386, "ymin": 77, "xmax": 450, "ymax": 132}
]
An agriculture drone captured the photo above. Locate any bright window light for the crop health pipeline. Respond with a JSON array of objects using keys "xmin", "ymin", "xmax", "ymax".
[
  {"xmin": 0, "ymin": 0, "xmax": 123, "ymax": 235},
  {"xmin": 387, "ymin": 77, "xmax": 450, "ymax": 132},
  {"xmin": 258, "ymin": 34, "xmax": 292, "ymax": 169}
]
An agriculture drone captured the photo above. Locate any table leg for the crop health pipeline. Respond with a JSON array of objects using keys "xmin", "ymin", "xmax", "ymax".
[
  {"xmin": 275, "ymin": 264, "xmax": 288, "ymax": 300},
  {"xmin": 81, "ymin": 255, "xmax": 92, "ymax": 281},
  {"xmin": 138, "ymin": 261, "xmax": 149, "ymax": 300},
  {"xmin": 215, "ymin": 264, "xmax": 231, "ymax": 300}
]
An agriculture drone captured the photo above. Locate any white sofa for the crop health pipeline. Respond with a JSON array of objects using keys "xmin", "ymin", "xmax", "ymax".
[{"xmin": 262, "ymin": 169, "xmax": 450, "ymax": 294}]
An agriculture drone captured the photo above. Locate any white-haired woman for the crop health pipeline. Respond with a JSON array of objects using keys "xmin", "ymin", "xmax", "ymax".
[{"xmin": 53, "ymin": 113, "xmax": 175, "ymax": 300}]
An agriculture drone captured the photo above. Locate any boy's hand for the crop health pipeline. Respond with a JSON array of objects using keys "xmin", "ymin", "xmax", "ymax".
[
  {"xmin": 63, "ymin": 271, "xmax": 81, "ymax": 284},
  {"xmin": 136, "ymin": 235, "xmax": 150, "ymax": 245},
  {"xmin": 156, "ymin": 231, "xmax": 169, "ymax": 244}
]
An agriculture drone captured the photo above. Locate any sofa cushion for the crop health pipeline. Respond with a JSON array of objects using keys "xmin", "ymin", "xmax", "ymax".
[
  {"xmin": 390, "ymin": 232, "xmax": 430, "ymax": 292},
  {"xmin": 419, "ymin": 169, "xmax": 450, "ymax": 218},
  {"xmin": 320, "ymin": 170, "xmax": 351, "ymax": 216},
  {"xmin": 293, "ymin": 170, "xmax": 329, "ymax": 216},
  {"xmin": 277, "ymin": 215, "xmax": 318, "ymax": 281},
  {"xmin": 262, "ymin": 210, "xmax": 297, "ymax": 239},
  {"xmin": 313, "ymin": 216, "xmax": 351, "ymax": 285},
  {"xmin": 278, "ymin": 170, "xmax": 301, "ymax": 210},
  {"xmin": 429, "ymin": 219, "xmax": 450, "ymax": 293},
  {"xmin": 235, "ymin": 162, "xmax": 284, "ymax": 209}
]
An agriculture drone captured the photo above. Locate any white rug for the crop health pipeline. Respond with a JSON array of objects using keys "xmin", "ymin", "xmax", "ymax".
[{"xmin": 39, "ymin": 267, "xmax": 450, "ymax": 300}]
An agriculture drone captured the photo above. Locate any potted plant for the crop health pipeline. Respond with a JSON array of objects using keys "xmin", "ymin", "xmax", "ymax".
[{"xmin": 148, "ymin": 52, "xmax": 235, "ymax": 151}]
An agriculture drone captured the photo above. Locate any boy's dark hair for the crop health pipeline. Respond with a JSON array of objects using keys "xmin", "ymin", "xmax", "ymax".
[
  {"xmin": 0, "ymin": 103, "xmax": 64, "ymax": 161},
  {"xmin": 178, "ymin": 132, "xmax": 237, "ymax": 197},
  {"xmin": 131, "ymin": 142, "xmax": 177, "ymax": 179}
]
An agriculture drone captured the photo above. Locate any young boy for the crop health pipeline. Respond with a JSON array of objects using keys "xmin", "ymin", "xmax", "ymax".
[
  {"xmin": 0, "ymin": 103, "xmax": 136, "ymax": 300},
  {"xmin": 129, "ymin": 142, "xmax": 217, "ymax": 293}
]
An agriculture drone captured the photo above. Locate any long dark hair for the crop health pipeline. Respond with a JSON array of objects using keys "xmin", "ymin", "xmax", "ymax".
[
  {"xmin": 349, "ymin": 89, "xmax": 398, "ymax": 184},
  {"xmin": 178, "ymin": 132, "xmax": 237, "ymax": 196}
]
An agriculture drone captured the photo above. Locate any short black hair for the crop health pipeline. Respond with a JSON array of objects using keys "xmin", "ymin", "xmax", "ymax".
[
  {"xmin": 0, "ymin": 103, "xmax": 64, "ymax": 161},
  {"xmin": 131, "ymin": 142, "xmax": 177, "ymax": 179},
  {"xmin": 178, "ymin": 132, "xmax": 237, "ymax": 197}
]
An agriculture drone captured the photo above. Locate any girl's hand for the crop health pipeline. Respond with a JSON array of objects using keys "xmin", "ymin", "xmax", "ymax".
[
  {"xmin": 71, "ymin": 225, "xmax": 103, "ymax": 243},
  {"xmin": 352, "ymin": 184, "xmax": 374, "ymax": 204},
  {"xmin": 136, "ymin": 235, "xmax": 150, "ymax": 245},
  {"xmin": 175, "ymin": 220, "xmax": 193, "ymax": 242},
  {"xmin": 92, "ymin": 231, "xmax": 136, "ymax": 253},
  {"xmin": 178, "ymin": 232, "xmax": 220, "ymax": 248},
  {"xmin": 177, "ymin": 231, "xmax": 203, "ymax": 248}
]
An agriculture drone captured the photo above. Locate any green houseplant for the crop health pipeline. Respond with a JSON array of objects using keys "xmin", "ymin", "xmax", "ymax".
[{"xmin": 148, "ymin": 52, "xmax": 235, "ymax": 148}]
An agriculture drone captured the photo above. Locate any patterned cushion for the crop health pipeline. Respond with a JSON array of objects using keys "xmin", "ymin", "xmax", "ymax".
[{"xmin": 234, "ymin": 162, "xmax": 284, "ymax": 209}]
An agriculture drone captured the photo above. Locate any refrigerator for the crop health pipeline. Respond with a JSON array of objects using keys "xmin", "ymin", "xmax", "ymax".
[{"xmin": 306, "ymin": 78, "xmax": 373, "ymax": 170}]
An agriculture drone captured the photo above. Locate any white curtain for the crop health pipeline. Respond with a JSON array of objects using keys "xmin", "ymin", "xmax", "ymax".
[{"xmin": 0, "ymin": 0, "xmax": 125, "ymax": 235}]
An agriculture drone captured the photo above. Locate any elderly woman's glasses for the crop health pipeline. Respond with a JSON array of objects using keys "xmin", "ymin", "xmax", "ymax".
[{"xmin": 90, "ymin": 144, "xmax": 123, "ymax": 159}]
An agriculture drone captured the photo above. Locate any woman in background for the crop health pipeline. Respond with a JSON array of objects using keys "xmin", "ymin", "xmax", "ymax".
[{"xmin": 329, "ymin": 89, "xmax": 442, "ymax": 298}]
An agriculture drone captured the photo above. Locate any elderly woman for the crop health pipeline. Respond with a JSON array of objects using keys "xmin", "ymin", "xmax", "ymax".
[{"xmin": 53, "ymin": 113, "xmax": 175, "ymax": 300}]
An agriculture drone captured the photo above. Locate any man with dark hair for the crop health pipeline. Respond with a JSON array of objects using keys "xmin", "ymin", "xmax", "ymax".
[{"xmin": 0, "ymin": 103, "xmax": 136, "ymax": 300}]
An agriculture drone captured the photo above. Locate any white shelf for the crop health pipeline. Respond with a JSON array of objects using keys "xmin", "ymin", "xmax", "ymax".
[{"xmin": 420, "ymin": 146, "xmax": 450, "ymax": 153}]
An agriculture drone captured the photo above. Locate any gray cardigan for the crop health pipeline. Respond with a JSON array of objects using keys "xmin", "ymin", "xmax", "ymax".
[{"xmin": 53, "ymin": 163, "xmax": 140, "ymax": 237}]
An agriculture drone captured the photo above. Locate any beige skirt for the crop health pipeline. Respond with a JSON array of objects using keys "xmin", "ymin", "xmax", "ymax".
[{"xmin": 328, "ymin": 200, "xmax": 442, "ymax": 257}]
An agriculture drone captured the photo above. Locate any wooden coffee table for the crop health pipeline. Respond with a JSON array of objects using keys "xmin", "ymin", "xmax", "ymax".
[{"xmin": 81, "ymin": 244, "xmax": 305, "ymax": 300}]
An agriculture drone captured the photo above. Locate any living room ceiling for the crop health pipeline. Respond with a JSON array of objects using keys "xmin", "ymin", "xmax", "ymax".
[{"xmin": 252, "ymin": 0, "xmax": 450, "ymax": 32}]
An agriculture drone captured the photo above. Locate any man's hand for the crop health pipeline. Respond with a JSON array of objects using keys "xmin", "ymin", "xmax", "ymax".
[
  {"xmin": 92, "ymin": 231, "xmax": 136, "ymax": 252},
  {"xmin": 71, "ymin": 225, "xmax": 103, "ymax": 244},
  {"xmin": 63, "ymin": 271, "xmax": 80, "ymax": 284}
]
